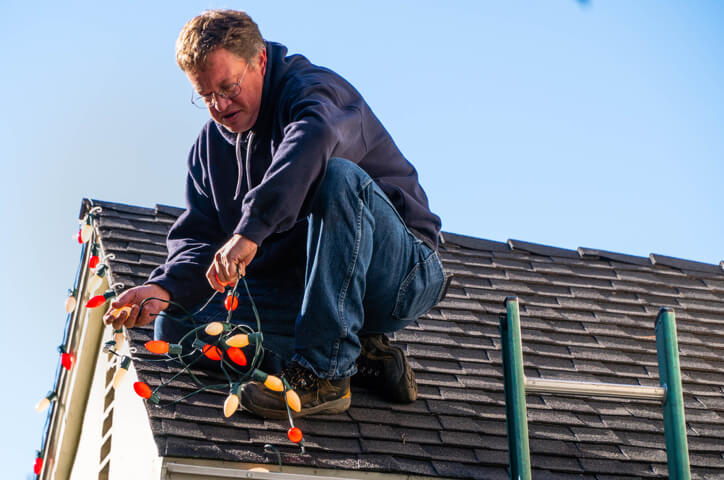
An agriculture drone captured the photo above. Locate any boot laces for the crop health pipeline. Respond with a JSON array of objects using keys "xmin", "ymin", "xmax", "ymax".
[{"xmin": 283, "ymin": 363, "xmax": 319, "ymax": 390}]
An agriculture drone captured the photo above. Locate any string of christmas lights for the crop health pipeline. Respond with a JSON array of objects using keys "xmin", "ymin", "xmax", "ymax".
[
  {"xmin": 32, "ymin": 207, "xmax": 103, "ymax": 477},
  {"xmin": 34, "ymin": 207, "xmax": 305, "ymax": 477},
  {"xmin": 98, "ymin": 275, "xmax": 306, "ymax": 451}
]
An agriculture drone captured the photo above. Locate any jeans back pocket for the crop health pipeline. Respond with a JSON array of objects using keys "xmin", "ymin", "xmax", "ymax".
[{"xmin": 392, "ymin": 249, "xmax": 445, "ymax": 321}]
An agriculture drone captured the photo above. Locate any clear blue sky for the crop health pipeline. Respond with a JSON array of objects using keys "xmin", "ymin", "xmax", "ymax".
[{"xmin": 1, "ymin": 1, "xmax": 722, "ymax": 478}]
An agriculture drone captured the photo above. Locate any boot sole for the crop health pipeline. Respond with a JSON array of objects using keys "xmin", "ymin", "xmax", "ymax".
[{"xmin": 241, "ymin": 393, "xmax": 351, "ymax": 420}]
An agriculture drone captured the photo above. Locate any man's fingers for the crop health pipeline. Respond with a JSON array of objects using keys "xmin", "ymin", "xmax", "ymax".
[
  {"xmin": 137, "ymin": 303, "xmax": 156, "ymax": 327},
  {"xmin": 214, "ymin": 253, "xmax": 230, "ymax": 283},
  {"xmin": 124, "ymin": 304, "xmax": 140, "ymax": 328},
  {"xmin": 108, "ymin": 305, "xmax": 134, "ymax": 329},
  {"xmin": 207, "ymin": 265, "xmax": 225, "ymax": 292},
  {"xmin": 219, "ymin": 251, "xmax": 236, "ymax": 282}
]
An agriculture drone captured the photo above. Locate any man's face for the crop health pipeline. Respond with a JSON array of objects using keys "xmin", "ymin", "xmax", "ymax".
[{"xmin": 187, "ymin": 47, "xmax": 267, "ymax": 133}]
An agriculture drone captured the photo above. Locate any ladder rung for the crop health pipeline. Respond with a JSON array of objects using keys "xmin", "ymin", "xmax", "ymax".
[{"xmin": 525, "ymin": 377, "xmax": 665, "ymax": 402}]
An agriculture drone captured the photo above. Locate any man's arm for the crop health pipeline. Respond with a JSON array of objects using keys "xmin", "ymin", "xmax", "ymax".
[{"xmin": 233, "ymin": 87, "xmax": 367, "ymax": 246}]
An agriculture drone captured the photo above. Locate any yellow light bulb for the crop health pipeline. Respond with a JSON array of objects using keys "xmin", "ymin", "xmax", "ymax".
[
  {"xmin": 35, "ymin": 397, "xmax": 50, "ymax": 413},
  {"xmin": 223, "ymin": 393, "xmax": 240, "ymax": 418},
  {"xmin": 114, "ymin": 329, "xmax": 125, "ymax": 349},
  {"xmin": 80, "ymin": 223, "xmax": 93, "ymax": 243},
  {"xmin": 113, "ymin": 357, "xmax": 131, "ymax": 389},
  {"xmin": 34, "ymin": 392, "xmax": 56, "ymax": 413},
  {"xmin": 264, "ymin": 375, "xmax": 284, "ymax": 392},
  {"xmin": 64, "ymin": 295, "xmax": 77, "ymax": 314},
  {"xmin": 204, "ymin": 322, "xmax": 224, "ymax": 336},
  {"xmin": 286, "ymin": 390, "xmax": 301, "ymax": 412},
  {"xmin": 112, "ymin": 368, "xmax": 127, "ymax": 389},
  {"xmin": 225, "ymin": 334, "xmax": 249, "ymax": 348},
  {"xmin": 89, "ymin": 274, "xmax": 104, "ymax": 292},
  {"xmin": 109, "ymin": 306, "xmax": 131, "ymax": 320}
]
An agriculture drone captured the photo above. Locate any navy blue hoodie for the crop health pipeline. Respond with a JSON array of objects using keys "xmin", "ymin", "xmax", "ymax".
[{"xmin": 148, "ymin": 42, "xmax": 441, "ymax": 307}]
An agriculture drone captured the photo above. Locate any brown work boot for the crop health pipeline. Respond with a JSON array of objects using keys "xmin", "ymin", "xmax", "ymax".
[
  {"xmin": 353, "ymin": 334, "xmax": 417, "ymax": 403},
  {"xmin": 240, "ymin": 362, "xmax": 351, "ymax": 419}
]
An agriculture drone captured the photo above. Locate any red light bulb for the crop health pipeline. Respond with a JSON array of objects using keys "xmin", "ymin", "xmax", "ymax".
[
  {"xmin": 287, "ymin": 427, "xmax": 303, "ymax": 443},
  {"xmin": 202, "ymin": 344, "xmax": 223, "ymax": 361},
  {"xmin": 86, "ymin": 295, "xmax": 105, "ymax": 308},
  {"xmin": 224, "ymin": 293, "xmax": 239, "ymax": 311},
  {"xmin": 226, "ymin": 347, "xmax": 247, "ymax": 366},
  {"xmin": 77, "ymin": 230, "xmax": 83, "ymax": 244},
  {"xmin": 133, "ymin": 381, "xmax": 152, "ymax": 399},
  {"xmin": 144, "ymin": 340, "xmax": 170, "ymax": 354},
  {"xmin": 89, "ymin": 255, "xmax": 100, "ymax": 269},
  {"xmin": 61, "ymin": 352, "xmax": 74, "ymax": 370},
  {"xmin": 85, "ymin": 290, "xmax": 115, "ymax": 308},
  {"xmin": 34, "ymin": 456, "xmax": 43, "ymax": 475}
]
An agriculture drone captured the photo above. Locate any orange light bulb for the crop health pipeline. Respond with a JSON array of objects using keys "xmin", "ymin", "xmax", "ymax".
[
  {"xmin": 224, "ymin": 293, "xmax": 239, "ymax": 311},
  {"xmin": 202, "ymin": 344, "xmax": 223, "ymax": 361},
  {"xmin": 144, "ymin": 340, "xmax": 170, "ymax": 354},
  {"xmin": 226, "ymin": 347, "xmax": 247, "ymax": 366},
  {"xmin": 133, "ymin": 381, "xmax": 152, "ymax": 399},
  {"xmin": 286, "ymin": 390, "xmax": 301, "ymax": 412},
  {"xmin": 287, "ymin": 427, "xmax": 303, "ymax": 443}
]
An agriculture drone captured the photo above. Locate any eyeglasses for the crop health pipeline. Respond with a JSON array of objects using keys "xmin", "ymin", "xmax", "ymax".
[{"xmin": 191, "ymin": 65, "xmax": 249, "ymax": 109}]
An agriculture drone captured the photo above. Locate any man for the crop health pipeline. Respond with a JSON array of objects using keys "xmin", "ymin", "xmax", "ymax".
[{"xmin": 103, "ymin": 9, "xmax": 446, "ymax": 419}]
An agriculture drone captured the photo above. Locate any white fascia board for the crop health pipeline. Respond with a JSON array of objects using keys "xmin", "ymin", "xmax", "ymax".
[{"xmin": 162, "ymin": 459, "xmax": 452, "ymax": 480}]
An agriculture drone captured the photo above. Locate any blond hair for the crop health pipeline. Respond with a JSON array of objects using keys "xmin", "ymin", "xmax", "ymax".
[{"xmin": 176, "ymin": 9, "xmax": 264, "ymax": 72}]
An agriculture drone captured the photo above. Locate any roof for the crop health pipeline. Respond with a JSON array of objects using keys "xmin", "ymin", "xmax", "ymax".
[{"xmin": 85, "ymin": 198, "xmax": 724, "ymax": 479}]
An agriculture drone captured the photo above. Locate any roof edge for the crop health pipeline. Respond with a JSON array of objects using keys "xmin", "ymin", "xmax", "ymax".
[
  {"xmin": 578, "ymin": 247, "xmax": 651, "ymax": 266},
  {"xmin": 508, "ymin": 239, "xmax": 579, "ymax": 259},
  {"xmin": 650, "ymin": 253, "xmax": 723, "ymax": 274},
  {"xmin": 440, "ymin": 231, "xmax": 510, "ymax": 252}
]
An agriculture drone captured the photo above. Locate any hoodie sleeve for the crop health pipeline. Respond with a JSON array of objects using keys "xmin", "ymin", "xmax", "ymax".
[
  {"xmin": 146, "ymin": 140, "xmax": 223, "ymax": 308},
  {"xmin": 233, "ymin": 84, "xmax": 367, "ymax": 244}
]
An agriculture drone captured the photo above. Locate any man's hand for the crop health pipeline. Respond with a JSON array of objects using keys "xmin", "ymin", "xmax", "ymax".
[
  {"xmin": 207, "ymin": 234, "xmax": 258, "ymax": 292},
  {"xmin": 103, "ymin": 284, "xmax": 171, "ymax": 330}
]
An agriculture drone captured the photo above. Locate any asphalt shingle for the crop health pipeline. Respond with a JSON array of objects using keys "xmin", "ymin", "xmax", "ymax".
[{"xmin": 82, "ymin": 198, "xmax": 724, "ymax": 479}]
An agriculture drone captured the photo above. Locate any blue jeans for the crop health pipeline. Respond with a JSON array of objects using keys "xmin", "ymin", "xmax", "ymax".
[{"xmin": 155, "ymin": 158, "xmax": 446, "ymax": 379}]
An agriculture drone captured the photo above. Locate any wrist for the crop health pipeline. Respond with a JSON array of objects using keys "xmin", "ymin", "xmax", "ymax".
[{"xmin": 146, "ymin": 282, "xmax": 171, "ymax": 300}]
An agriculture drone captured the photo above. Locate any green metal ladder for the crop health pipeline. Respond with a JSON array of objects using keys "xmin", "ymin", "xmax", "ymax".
[{"xmin": 499, "ymin": 297, "xmax": 691, "ymax": 480}]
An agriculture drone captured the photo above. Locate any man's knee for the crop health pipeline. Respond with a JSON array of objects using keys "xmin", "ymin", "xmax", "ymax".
[{"xmin": 316, "ymin": 158, "xmax": 371, "ymax": 204}]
